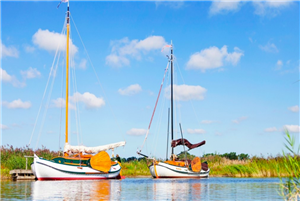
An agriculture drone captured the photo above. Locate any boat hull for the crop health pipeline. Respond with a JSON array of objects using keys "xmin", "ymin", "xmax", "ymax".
[
  {"xmin": 31, "ymin": 154, "xmax": 121, "ymax": 180},
  {"xmin": 149, "ymin": 161, "xmax": 209, "ymax": 178}
]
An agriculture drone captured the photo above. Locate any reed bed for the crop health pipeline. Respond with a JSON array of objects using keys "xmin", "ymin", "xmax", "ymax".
[{"xmin": 204, "ymin": 155, "xmax": 295, "ymax": 177}]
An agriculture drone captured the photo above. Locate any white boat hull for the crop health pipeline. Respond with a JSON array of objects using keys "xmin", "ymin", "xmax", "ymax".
[
  {"xmin": 149, "ymin": 161, "xmax": 209, "ymax": 178},
  {"xmin": 31, "ymin": 154, "xmax": 121, "ymax": 180}
]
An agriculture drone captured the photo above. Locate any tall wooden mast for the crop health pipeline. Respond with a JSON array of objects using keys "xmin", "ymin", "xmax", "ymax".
[
  {"xmin": 65, "ymin": 2, "xmax": 70, "ymax": 144},
  {"xmin": 170, "ymin": 41, "xmax": 174, "ymax": 155}
]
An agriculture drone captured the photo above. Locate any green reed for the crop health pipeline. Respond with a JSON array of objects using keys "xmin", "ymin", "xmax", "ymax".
[
  {"xmin": 0, "ymin": 145, "xmax": 61, "ymax": 179},
  {"xmin": 277, "ymin": 130, "xmax": 300, "ymax": 200}
]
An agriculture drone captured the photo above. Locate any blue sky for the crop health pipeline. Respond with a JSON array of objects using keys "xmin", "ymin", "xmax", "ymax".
[{"xmin": 1, "ymin": 1, "xmax": 299, "ymax": 159}]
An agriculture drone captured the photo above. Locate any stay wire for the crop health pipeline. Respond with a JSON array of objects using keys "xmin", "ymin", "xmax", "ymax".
[
  {"xmin": 29, "ymin": 18, "xmax": 66, "ymax": 148},
  {"xmin": 70, "ymin": 13, "xmax": 124, "ymax": 142}
]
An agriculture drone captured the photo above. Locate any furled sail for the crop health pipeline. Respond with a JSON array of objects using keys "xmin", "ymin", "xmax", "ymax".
[
  {"xmin": 64, "ymin": 141, "xmax": 126, "ymax": 154},
  {"xmin": 171, "ymin": 139, "xmax": 205, "ymax": 150}
]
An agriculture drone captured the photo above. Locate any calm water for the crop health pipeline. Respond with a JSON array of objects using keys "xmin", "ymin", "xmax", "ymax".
[{"xmin": 1, "ymin": 177, "xmax": 282, "ymax": 200}]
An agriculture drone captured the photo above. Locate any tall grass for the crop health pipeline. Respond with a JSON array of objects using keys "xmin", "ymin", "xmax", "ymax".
[
  {"xmin": 121, "ymin": 159, "xmax": 151, "ymax": 176},
  {"xmin": 278, "ymin": 131, "xmax": 300, "ymax": 200},
  {"xmin": 202, "ymin": 154, "xmax": 296, "ymax": 177},
  {"xmin": 0, "ymin": 145, "xmax": 61, "ymax": 179}
]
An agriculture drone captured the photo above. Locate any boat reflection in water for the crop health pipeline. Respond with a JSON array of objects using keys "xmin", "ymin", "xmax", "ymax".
[
  {"xmin": 152, "ymin": 179, "xmax": 208, "ymax": 200},
  {"xmin": 31, "ymin": 180, "xmax": 121, "ymax": 200}
]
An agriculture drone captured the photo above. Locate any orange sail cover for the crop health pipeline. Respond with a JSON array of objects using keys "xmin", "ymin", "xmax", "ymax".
[
  {"xmin": 191, "ymin": 157, "xmax": 201, "ymax": 172},
  {"xmin": 90, "ymin": 151, "xmax": 112, "ymax": 172}
]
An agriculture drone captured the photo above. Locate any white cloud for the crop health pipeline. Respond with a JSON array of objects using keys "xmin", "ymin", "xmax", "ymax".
[
  {"xmin": 155, "ymin": 1, "xmax": 184, "ymax": 9},
  {"xmin": 2, "ymin": 99, "xmax": 31, "ymax": 109},
  {"xmin": 232, "ymin": 116, "xmax": 248, "ymax": 124},
  {"xmin": 264, "ymin": 127, "xmax": 277, "ymax": 132},
  {"xmin": 259, "ymin": 42, "xmax": 278, "ymax": 53},
  {"xmin": 187, "ymin": 128, "xmax": 206, "ymax": 134},
  {"xmin": 52, "ymin": 98, "xmax": 76, "ymax": 110},
  {"xmin": 127, "ymin": 128, "xmax": 147, "ymax": 136},
  {"xmin": 1, "ymin": 41, "xmax": 19, "ymax": 58},
  {"xmin": 106, "ymin": 36, "xmax": 166, "ymax": 67},
  {"xmin": 165, "ymin": 84, "xmax": 207, "ymax": 101},
  {"xmin": 24, "ymin": 45, "xmax": 35, "ymax": 53},
  {"xmin": 209, "ymin": 1, "xmax": 243, "ymax": 15},
  {"xmin": 71, "ymin": 92, "xmax": 105, "ymax": 109},
  {"xmin": 106, "ymin": 54, "xmax": 130, "ymax": 68},
  {"xmin": 186, "ymin": 46, "xmax": 243, "ymax": 72},
  {"xmin": 32, "ymin": 29, "xmax": 78, "ymax": 56},
  {"xmin": 78, "ymin": 59, "xmax": 87, "ymax": 70},
  {"xmin": 118, "ymin": 84, "xmax": 142, "ymax": 96},
  {"xmin": 21, "ymin": 67, "xmax": 41, "ymax": 79},
  {"xmin": 208, "ymin": 1, "xmax": 293, "ymax": 17},
  {"xmin": 1, "ymin": 68, "xmax": 12, "ymax": 82},
  {"xmin": 1, "ymin": 124, "xmax": 9, "ymax": 130},
  {"xmin": 1, "ymin": 68, "xmax": 26, "ymax": 87},
  {"xmin": 288, "ymin": 105, "xmax": 299, "ymax": 113},
  {"xmin": 201, "ymin": 120, "xmax": 213, "ymax": 124},
  {"xmin": 276, "ymin": 60, "xmax": 283, "ymax": 70},
  {"xmin": 52, "ymin": 92, "xmax": 105, "ymax": 110},
  {"xmin": 253, "ymin": 1, "xmax": 293, "ymax": 17},
  {"xmin": 284, "ymin": 125, "xmax": 300, "ymax": 133}
]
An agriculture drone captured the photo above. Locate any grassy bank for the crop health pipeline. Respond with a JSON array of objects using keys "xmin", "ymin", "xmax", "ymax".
[{"xmin": 1, "ymin": 145, "xmax": 299, "ymax": 179}]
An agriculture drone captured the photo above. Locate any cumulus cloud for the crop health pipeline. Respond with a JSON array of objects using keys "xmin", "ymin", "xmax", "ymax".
[
  {"xmin": 1, "ymin": 124, "xmax": 9, "ymax": 130},
  {"xmin": 32, "ymin": 29, "xmax": 78, "ymax": 56},
  {"xmin": 24, "ymin": 45, "xmax": 35, "ymax": 53},
  {"xmin": 106, "ymin": 36, "xmax": 166, "ymax": 67},
  {"xmin": 232, "ymin": 116, "xmax": 248, "ymax": 124},
  {"xmin": 127, "ymin": 128, "xmax": 147, "ymax": 136},
  {"xmin": 2, "ymin": 99, "xmax": 31, "ymax": 109},
  {"xmin": 253, "ymin": 1, "xmax": 293, "ymax": 17},
  {"xmin": 208, "ymin": 1, "xmax": 293, "ymax": 17},
  {"xmin": 21, "ymin": 67, "xmax": 41, "ymax": 79},
  {"xmin": 284, "ymin": 125, "xmax": 300, "ymax": 133},
  {"xmin": 52, "ymin": 92, "xmax": 105, "ymax": 110},
  {"xmin": 1, "ymin": 68, "xmax": 12, "ymax": 82},
  {"xmin": 155, "ymin": 1, "xmax": 184, "ymax": 9},
  {"xmin": 52, "ymin": 98, "xmax": 76, "ymax": 110},
  {"xmin": 78, "ymin": 59, "xmax": 87, "ymax": 70},
  {"xmin": 259, "ymin": 42, "xmax": 278, "ymax": 53},
  {"xmin": 118, "ymin": 84, "xmax": 142, "ymax": 96},
  {"xmin": 276, "ymin": 60, "xmax": 283, "ymax": 70},
  {"xmin": 209, "ymin": 1, "xmax": 243, "ymax": 15},
  {"xmin": 1, "ymin": 41, "xmax": 19, "ymax": 58},
  {"xmin": 187, "ymin": 128, "xmax": 206, "ymax": 134},
  {"xmin": 165, "ymin": 84, "xmax": 207, "ymax": 101},
  {"xmin": 264, "ymin": 127, "xmax": 277, "ymax": 132},
  {"xmin": 106, "ymin": 54, "xmax": 130, "ymax": 68},
  {"xmin": 186, "ymin": 46, "xmax": 243, "ymax": 72},
  {"xmin": 71, "ymin": 92, "xmax": 105, "ymax": 109},
  {"xmin": 1, "ymin": 68, "xmax": 25, "ymax": 87},
  {"xmin": 288, "ymin": 105, "xmax": 299, "ymax": 113}
]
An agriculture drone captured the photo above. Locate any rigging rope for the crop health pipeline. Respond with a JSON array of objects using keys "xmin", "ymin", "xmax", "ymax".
[
  {"xmin": 70, "ymin": 14, "xmax": 125, "ymax": 142},
  {"xmin": 174, "ymin": 58, "xmax": 202, "ymax": 125},
  {"xmin": 139, "ymin": 61, "xmax": 170, "ymax": 153},
  {"xmin": 29, "ymin": 19, "xmax": 66, "ymax": 147}
]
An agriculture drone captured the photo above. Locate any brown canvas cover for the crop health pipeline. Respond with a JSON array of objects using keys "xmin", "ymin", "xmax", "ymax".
[
  {"xmin": 191, "ymin": 157, "xmax": 201, "ymax": 172},
  {"xmin": 90, "ymin": 151, "xmax": 112, "ymax": 172},
  {"xmin": 171, "ymin": 139, "xmax": 206, "ymax": 150}
]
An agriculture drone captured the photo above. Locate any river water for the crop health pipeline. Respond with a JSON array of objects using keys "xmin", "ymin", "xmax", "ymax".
[{"xmin": 1, "ymin": 177, "xmax": 282, "ymax": 200}]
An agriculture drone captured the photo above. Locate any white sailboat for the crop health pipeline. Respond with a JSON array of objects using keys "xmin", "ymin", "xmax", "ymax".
[
  {"xmin": 31, "ymin": 1, "xmax": 125, "ymax": 180},
  {"xmin": 138, "ymin": 42, "xmax": 210, "ymax": 178}
]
